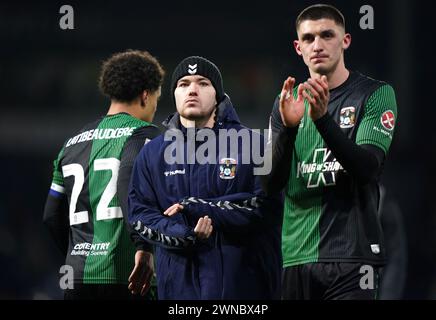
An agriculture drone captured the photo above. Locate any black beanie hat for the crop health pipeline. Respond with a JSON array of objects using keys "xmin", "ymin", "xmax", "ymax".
[{"xmin": 171, "ymin": 56, "xmax": 224, "ymax": 104}]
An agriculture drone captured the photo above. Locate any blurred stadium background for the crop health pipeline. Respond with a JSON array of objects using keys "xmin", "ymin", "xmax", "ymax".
[{"xmin": 0, "ymin": 0, "xmax": 433, "ymax": 299}]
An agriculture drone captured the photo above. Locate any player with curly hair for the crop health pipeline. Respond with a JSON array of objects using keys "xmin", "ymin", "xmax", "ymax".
[{"xmin": 43, "ymin": 50, "xmax": 164, "ymax": 299}]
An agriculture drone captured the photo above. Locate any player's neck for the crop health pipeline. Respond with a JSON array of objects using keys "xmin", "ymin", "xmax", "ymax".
[
  {"xmin": 310, "ymin": 62, "xmax": 349, "ymax": 90},
  {"xmin": 107, "ymin": 101, "xmax": 139, "ymax": 118}
]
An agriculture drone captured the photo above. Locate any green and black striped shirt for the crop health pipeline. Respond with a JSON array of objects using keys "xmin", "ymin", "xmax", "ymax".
[
  {"xmin": 269, "ymin": 71, "xmax": 397, "ymax": 267},
  {"xmin": 46, "ymin": 113, "xmax": 159, "ymax": 284}
]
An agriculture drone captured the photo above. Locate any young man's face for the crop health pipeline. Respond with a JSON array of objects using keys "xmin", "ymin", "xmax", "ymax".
[
  {"xmin": 142, "ymin": 86, "xmax": 161, "ymax": 122},
  {"xmin": 294, "ymin": 18, "xmax": 351, "ymax": 75},
  {"xmin": 174, "ymin": 75, "xmax": 217, "ymax": 122}
]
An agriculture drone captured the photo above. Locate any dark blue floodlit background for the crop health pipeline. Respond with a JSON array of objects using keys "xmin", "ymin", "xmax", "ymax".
[{"xmin": 0, "ymin": 0, "xmax": 433, "ymax": 299}]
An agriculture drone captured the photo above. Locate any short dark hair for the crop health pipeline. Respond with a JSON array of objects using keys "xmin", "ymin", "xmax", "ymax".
[
  {"xmin": 296, "ymin": 4, "xmax": 345, "ymax": 31},
  {"xmin": 99, "ymin": 50, "xmax": 165, "ymax": 103}
]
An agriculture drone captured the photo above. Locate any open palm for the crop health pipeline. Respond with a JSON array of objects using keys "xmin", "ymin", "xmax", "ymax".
[{"xmin": 279, "ymin": 77, "xmax": 305, "ymax": 128}]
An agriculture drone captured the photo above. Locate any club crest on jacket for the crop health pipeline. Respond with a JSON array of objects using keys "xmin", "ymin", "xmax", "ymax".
[{"xmin": 219, "ymin": 158, "xmax": 237, "ymax": 180}]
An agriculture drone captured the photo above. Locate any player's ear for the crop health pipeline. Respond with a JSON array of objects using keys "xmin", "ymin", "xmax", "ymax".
[
  {"xmin": 343, "ymin": 33, "xmax": 351, "ymax": 50},
  {"xmin": 294, "ymin": 40, "xmax": 302, "ymax": 56},
  {"xmin": 141, "ymin": 90, "xmax": 149, "ymax": 108}
]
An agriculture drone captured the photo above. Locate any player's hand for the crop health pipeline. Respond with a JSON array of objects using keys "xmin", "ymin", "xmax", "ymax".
[
  {"xmin": 163, "ymin": 203, "xmax": 184, "ymax": 217},
  {"xmin": 128, "ymin": 250, "xmax": 154, "ymax": 296},
  {"xmin": 194, "ymin": 216, "xmax": 213, "ymax": 240},
  {"xmin": 302, "ymin": 76, "xmax": 330, "ymax": 121},
  {"xmin": 279, "ymin": 77, "xmax": 305, "ymax": 128}
]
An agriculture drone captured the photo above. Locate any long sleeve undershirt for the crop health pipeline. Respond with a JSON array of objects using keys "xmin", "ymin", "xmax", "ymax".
[{"xmin": 262, "ymin": 110, "xmax": 385, "ymax": 195}]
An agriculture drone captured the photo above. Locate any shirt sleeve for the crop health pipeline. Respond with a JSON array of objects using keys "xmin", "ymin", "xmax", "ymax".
[
  {"xmin": 314, "ymin": 113, "xmax": 385, "ymax": 184},
  {"xmin": 43, "ymin": 148, "xmax": 70, "ymax": 255},
  {"xmin": 355, "ymin": 84, "xmax": 398, "ymax": 154}
]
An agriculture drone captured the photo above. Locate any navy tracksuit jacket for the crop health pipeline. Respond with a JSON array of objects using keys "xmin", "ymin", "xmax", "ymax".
[{"xmin": 128, "ymin": 96, "xmax": 283, "ymax": 299}]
